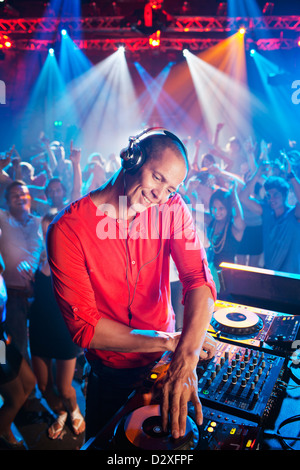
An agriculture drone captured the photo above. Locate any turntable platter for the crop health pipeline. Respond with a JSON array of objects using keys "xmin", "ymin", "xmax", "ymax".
[
  {"xmin": 113, "ymin": 405, "xmax": 199, "ymax": 450},
  {"xmin": 211, "ymin": 307, "xmax": 264, "ymax": 338}
]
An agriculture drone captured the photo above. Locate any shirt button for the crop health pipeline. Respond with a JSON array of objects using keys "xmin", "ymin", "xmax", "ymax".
[{"xmin": 131, "ymin": 260, "xmax": 136, "ymax": 265}]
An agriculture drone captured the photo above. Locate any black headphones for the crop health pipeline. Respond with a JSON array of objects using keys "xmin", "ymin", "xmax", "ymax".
[{"xmin": 120, "ymin": 127, "xmax": 188, "ymax": 172}]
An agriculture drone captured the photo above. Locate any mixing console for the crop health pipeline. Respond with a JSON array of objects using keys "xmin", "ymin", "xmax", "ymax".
[{"xmin": 197, "ymin": 341, "xmax": 286, "ymax": 424}]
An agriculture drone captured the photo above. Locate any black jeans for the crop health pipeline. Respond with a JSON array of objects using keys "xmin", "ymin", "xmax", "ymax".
[
  {"xmin": 85, "ymin": 360, "xmax": 157, "ymax": 443},
  {"xmin": 5, "ymin": 290, "xmax": 31, "ymax": 363}
]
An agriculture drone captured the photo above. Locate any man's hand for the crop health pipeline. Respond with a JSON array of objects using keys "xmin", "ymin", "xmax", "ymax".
[
  {"xmin": 17, "ymin": 260, "xmax": 34, "ymax": 281},
  {"xmin": 199, "ymin": 333, "xmax": 217, "ymax": 360},
  {"xmin": 159, "ymin": 356, "xmax": 202, "ymax": 440},
  {"xmin": 157, "ymin": 332, "xmax": 217, "ymax": 439},
  {"xmin": 69, "ymin": 140, "xmax": 81, "ymax": 165}
]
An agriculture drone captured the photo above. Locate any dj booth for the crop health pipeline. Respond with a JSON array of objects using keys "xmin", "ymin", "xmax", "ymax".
[{"xmin": 81, "ymin": 264, "xmax": 300, "ymax": 452}]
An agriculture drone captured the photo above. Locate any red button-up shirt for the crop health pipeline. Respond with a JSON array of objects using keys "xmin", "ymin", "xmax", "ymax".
[{"xmin": 47, "ymin": 193, "xmax": 216, "ymax": 368}]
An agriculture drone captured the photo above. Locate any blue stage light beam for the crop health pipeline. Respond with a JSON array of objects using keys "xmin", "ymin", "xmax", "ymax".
[
  {"xmin": 227, "ymin": 0, "xmax": 262, "ymax": 19},
  {"xmin": 249, "ymin": 51, "xmax": 298, "ymax": 144},
  {"xmin": 59, "ymin": 30, "xmax": 92, "ymax": 83},
  {"xmin": 44, "ymin": 0, "xmax": 81, "ymax": 18},
  {"xmin": 23, "ymin": 50, "xmax": 67, "ymax": 139}
]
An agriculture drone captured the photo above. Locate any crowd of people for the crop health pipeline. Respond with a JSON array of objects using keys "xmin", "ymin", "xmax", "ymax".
[{"xmin": 0, "ymin": 123, "xmax": 299, "ymax": 447}]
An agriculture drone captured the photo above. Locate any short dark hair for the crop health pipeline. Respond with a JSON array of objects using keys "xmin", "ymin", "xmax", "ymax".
[
  {"xmin": 201, "ymin": 153, "xmax": 216, "ymax": 167},
  {"xmin": 141, "ymin": 134, "xmax": 189, "ymax": 175},
  {"xmin": 264, "ymin": 176, "xmax": 290, "ymax": 200},
  {"xmin": 4, "ymin": 180, "xmax": 28, "ymax": 202},
  {"xmin": 209, "ymin": 188, "xmax": 233, "ymax": 222},
  {"xmin": 45, "ymin": 177, "xmax": 66, "ymax": 197}
]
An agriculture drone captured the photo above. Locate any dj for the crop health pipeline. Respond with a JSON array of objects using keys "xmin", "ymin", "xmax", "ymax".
[{"xmin": 46, "ymin": 128, "xmax": 217, "ymax": 443}]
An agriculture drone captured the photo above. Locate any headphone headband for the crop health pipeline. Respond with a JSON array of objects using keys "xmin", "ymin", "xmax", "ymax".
[{"xmin": 120, "ymin": 127, "xmax": 187, "ymax": 172}]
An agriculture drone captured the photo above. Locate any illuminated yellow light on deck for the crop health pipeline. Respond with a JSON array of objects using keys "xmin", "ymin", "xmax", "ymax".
[{"xmin": 150, "ymin": 373, "xmax": 158, "ymax": 380}]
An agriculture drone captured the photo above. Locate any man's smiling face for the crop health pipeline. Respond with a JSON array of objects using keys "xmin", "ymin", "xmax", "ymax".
[{"xmin": 124, "ymin": 146, "xmax": 187, "ymax": 214}]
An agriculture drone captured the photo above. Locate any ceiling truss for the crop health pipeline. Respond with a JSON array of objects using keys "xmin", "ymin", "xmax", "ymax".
[{"xmin": 0, "ymin": 15, "xmax": 300, "ymax": 52}]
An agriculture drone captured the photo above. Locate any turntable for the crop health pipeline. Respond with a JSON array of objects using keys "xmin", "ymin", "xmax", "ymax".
[
  {"xmin": 83, "ymin": 389, "xmax": 262, "ymax": 451},
  {"xmin": 112, "ymin": 404, "xmax": 199, "ymax": 450},
  {"xmin": 211, "ymin": 307, "xmax": 264, "ymax": 339},
  {"xmin": 208, "ymin": 300, "xmax": 300, "ymax": 353}
]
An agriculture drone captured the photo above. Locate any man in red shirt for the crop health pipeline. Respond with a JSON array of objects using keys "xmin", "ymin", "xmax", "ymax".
[{"xmin": 47, "ymin": 129, "xmax": 217, "ymax": 443}]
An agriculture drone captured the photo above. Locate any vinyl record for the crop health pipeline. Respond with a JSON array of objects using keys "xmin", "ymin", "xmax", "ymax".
[
  {"xmin": 211, "ymin": 307, "xmax": 264, "ymax": 338},
  {"xmin": 113, "ymin": 405, "xmax": 199, "ymax": 450}
]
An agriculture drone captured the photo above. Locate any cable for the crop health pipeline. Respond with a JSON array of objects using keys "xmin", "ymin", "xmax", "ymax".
[
  {"xmin": 124, "ymin": 204, "xmax": 162, "ymax": 327},
  {"xmin": 264, "ymin": 415, "xmax": 300, "ymax": 450}
]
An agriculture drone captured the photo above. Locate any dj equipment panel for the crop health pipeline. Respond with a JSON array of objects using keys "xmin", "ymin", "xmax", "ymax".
[
  {"xmin": 208, "ymin": 300, "xmax": 300, "ymax": 355},
  {"xmin": 110, "ymin": 403, "xmax": 261, "ymax": 451},
  {"xmin": 82, "ymin": 300, "xmax": 299, "ymax": 451},
  {"xmin": 197, "ymin": 342, "xmax": 286, "ymax": 425}
]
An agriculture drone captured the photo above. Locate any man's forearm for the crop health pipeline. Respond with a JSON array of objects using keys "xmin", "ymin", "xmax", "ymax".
[
  {"xmin": 173, "ymin": 285, "xmax": 215, "ymax": 369},
  {"xmin": 89, "ymin": 317, "xmax": 179, "ymax": 353},
  {"xmin": 159, "ymin": 285, "xmax": 215, "ymax": 438}
]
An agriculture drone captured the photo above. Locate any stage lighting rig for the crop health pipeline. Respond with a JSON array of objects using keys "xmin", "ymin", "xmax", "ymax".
[
  {"xmin": 262, "ymin": 3, "xmax": 274, "ymax": 15},
  {"xmin": 0, "ymin": 0, "xmax": 19, "ymax": 18},
  {"xmin": 0, "ymin": 34, "xmax": 12, "ymax": 50},
  {"xmin": 216, "ymin": 2, "xmax": 227, "ymax": 16},
  {"xmin": 149, "ymin": 29, "xmax": 161, "ymax": 48},
  {"xmin": 122, "ymin": 0, "xmax": 174, "ymax": 36},
  {"xmin": 180, "ymin": 2, "xmax": 191, "ymax": 15}
]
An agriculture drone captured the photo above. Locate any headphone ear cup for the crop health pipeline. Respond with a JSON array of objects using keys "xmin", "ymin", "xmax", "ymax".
[
  {"xmin": 120, "ymin": 146, "xmax": 131, "ymax": 167},
  {"xmin": 121, "ymin": 143, "xmax": 146, "ymax": 172}
]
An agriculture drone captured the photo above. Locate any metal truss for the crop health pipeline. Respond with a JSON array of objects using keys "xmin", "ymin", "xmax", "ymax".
[
  {"xmin": 171, "ymin": 15, "xmax": 300, "ymax": 32},
  {"xmin": 10, "ymin": 36, "xmax": 298, "ymax": 52},
  {"xmin": 1, "ymin": 15, "xmax": 300, "ymax": 34},
  {"xmin": 0, "ymin": 17, "xmax": 125, "ymax": 35},
  {"xmin": 1, "ymin": 15, "xmax": 300, "ymax": 51}
]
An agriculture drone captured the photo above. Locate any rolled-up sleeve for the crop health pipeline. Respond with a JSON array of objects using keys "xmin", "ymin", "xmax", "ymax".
[
  {"xmin": 169, "ymin": 196, "xmax": 217, "ymax": 304},
  {"xmin": 46, "ymin": 222, "xmax": 101, "ymax": 349}
]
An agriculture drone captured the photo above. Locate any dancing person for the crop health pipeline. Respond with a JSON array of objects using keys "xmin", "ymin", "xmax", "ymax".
[
  {"xmin": 206, "ymin": 182, "xmax": 245, "ymax": 291},
  {"xmin": 239, "ymin": 158, "xmax": 300, "ymax": 273},
  {"xmin": 29, "ymin": 213, "xmax": 85, "ymax": 439},
  {"xmin": 29, "ymin": 141, "xmax": 82, "ymax": 217},
  {"xmin": 0, "ymin": 181, "xmax": 43, "ymax": 362},
  {"xmin": 0, "ymin": 250, "xmax": 36, "ymax": 448},
  {"xmin": 47, "ymin": 128, "xmax": 217, "ymax": 442}
]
